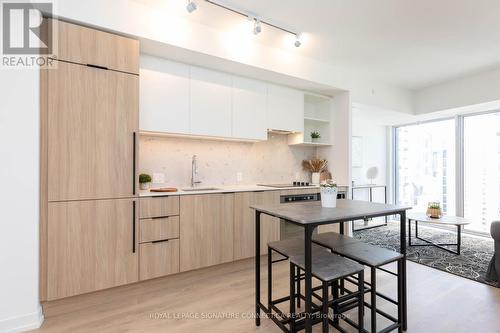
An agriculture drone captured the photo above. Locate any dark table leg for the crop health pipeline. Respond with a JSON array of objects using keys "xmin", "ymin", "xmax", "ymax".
[
  {"xmin": 255, "ymin": 211, "xmax": 261, "ymax": 326},
  {"xmin": 304, "ymin": 225, "xmax": 314, "ymax": 333},
  {"xmin": 339, "ymin": 222, "xmax": 345, "ymax": 294},
  {"xmin": 408, "ymin": 219, "xmax": 412, "ymax": 246},
  {"xmin": 457, "ymin": 225, "xmax": 461, "ymax": 255},
  {"xmin": 400, "ymin": 211, "xmax": 407, "ymax": 331}
]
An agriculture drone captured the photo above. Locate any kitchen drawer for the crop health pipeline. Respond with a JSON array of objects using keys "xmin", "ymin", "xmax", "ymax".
[
  {"xmin": 139, "ymin": 196, "xmax": 179, "ymax": 218},
  {"xmin": 140, "ymin": 216, "xmax": 179, "ymax": 243},
  {"xmin": 139, "ymin": 239, "xmax": 179, "ymax": 280}
]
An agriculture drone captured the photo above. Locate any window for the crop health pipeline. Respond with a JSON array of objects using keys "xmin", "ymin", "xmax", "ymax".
[
  {"xmin": 463, "ymin": 112, "xmax": 500, "ymax": 233},
  {"xmin": 395, "ymin": 119, "xmax": 456, "ymax": 214},
  {"xmin": 395, "ymin": 111, "xmax": 500, "ymax": 235}
]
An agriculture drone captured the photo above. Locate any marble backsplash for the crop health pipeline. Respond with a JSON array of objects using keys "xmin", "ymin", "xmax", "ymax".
[{"xmin": 139, "ymin": 133, "xmax": 317, "ymax": 188}]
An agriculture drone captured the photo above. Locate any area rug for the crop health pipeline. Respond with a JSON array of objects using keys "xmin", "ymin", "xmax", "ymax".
[{"xmin": 353, "ymin": 221, "xmax": 499, "ymax": 288}]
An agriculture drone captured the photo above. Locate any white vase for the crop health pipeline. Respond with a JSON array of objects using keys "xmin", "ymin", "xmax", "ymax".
[
  {"xmin": 140, "ymin": 182, "xmax": 150, "ymax": 190},
  {"xmin": 320, "ymin": 187, "xmax": 337, "ymax": 208},
  {"xmin": 311, "ymin": 172, "xmax": 320, "ymax": 185}
]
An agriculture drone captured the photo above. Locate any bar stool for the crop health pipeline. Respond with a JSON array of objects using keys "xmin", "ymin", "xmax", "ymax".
[
  {"xmin": 268, "ymin": 238, "xmax": 365, "ymax": 332},
  {"xmin": 313, "ymin": 232, "xmax": 404, "ymax": 333}
]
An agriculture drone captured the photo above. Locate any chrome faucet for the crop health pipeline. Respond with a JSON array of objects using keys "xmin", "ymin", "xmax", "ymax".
[{"xmin": 191, "ymin": 155, "xmax": 202, "ymax": 187}]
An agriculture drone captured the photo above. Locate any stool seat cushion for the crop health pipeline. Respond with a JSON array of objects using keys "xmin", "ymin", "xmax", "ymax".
[
  {"xmin": 312, "ymin": 232, "xmax": 361, "ymax": 249},
  {"xmin": 335, "ymin": 242, "xmax": 403, "ymax": 267},
  {"xmin": 290, "ymin": 251, "xmax": 364, "ymax": 282}
]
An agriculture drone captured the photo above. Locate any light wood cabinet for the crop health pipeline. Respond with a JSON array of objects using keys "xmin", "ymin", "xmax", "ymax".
[
  {"xmin": 233, "ymin": 191, "xmax": 281, "ymax": 260},
  {"xmin": 179, "ymin": 194, "xmax": 234, "ymax": 271},
  {"xmin": 267, "ymin": 84, "xmax": 304, "ymax": 133},
  {"xmin": 53, "ymin": 19, "xmax": 139, "ymax": 74},
  {"xmin": 140, "ymin": 56, "xmax": 190, "ymax": 134},
  {"xmin": 232, "ymin": 76, "xmax": 267, "ymax": 140},
  {"xmin": 140, "ymin": 216, "xmax": 180, "ymax": 243},
  {"xmin": 46, "ymin": 199, "xmax": 138, "ymax": 300},
  {"xmin": 47, "ymin": 61, "xmax": 138, "ymax": 201},
  {"xmin": 139, "ymin": 196, "xmax": 180, "ymax": 218},
  {"xmin": 140, "ymin": 239, "xmax": 180, "ymax": 280},
  {"xmin": 190, "ymin": 66, "xmax": 232, "ymax": 137}
]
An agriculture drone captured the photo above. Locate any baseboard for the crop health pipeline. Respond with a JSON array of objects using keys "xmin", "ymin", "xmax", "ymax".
[{"xmin": 0, "ymin": 305, "xmax": 44, "ymax": 333}]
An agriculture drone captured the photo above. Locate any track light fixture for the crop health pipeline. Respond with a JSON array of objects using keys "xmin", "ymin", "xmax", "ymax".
[
  {"xmin": 253, "ymin": 18, "xmax": 262, "ymax": 35},
  {"xmin": 294, "ymin": 33, "xmax": 302, "ymax": 47},
  {"xmin": 186, "ymin": 0, "xmax": 197, "ymax": 13},
  {"xmin": 202, "ymin": 0, "xmax": 304, "ymax": 47}
]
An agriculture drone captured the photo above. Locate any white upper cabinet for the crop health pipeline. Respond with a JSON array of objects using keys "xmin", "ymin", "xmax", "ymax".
[
  {"xmin": 190, "ymin": 66, "xmax": 232, "ymax": 137},
  {"xmin": 267, "ymin": 84, "xmax": 304, "ymax": 133},
  {"xmin": 232, "ymin": 76, "xmax": 267, "ymax": 140},
  {"xmin": 140, "ymin": 56, "xmax": 190, "ymax": 134}
]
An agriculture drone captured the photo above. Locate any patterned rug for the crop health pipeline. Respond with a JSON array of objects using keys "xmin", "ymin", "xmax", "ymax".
[{"xmin": 353, "ymin": 221, "xmax": 499, "ymax": 288}]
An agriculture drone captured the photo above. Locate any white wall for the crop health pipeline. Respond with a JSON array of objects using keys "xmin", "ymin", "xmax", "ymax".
[
  {"xmin": 0, "ymin": 69, "xmax": 43, "ymax": 331},
  {"xmin": 351, "ymin": 106, "xmax": 389, "ymax": 203},
  {"xmin": 415, "ymin": 67, "xmax": 500, "ymax": 114}
]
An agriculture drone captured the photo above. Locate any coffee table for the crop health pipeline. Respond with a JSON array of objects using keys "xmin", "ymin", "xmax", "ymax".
[{"xmin": 407, "ymin": 213, "xmax": 471, "ymax": 255}]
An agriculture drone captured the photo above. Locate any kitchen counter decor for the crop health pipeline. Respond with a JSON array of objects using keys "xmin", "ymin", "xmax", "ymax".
[
  {"xmin": 302, "ymin": 158, "xmax": 327, "ymax": 185},
  {"xmin": 139, "ymin": 173, "xmax": 152, "ymax": 190},
  {"xmin": 320, "ymin": 180, "xmax": 337, "ymax": 207}
]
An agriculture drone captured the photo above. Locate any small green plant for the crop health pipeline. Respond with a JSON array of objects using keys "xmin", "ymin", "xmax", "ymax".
[
  {"xmin": 320, "ymin": 179, "xmax": 337, "ymax": 188},
  {"xmin": 310, "ymin": 131, "xmax": 321, "ymax": 139},
  {"xmin": 428, "ymin": 202, "xmax": 441, "ymax": 209},
  {"xmin": 139, "ymin": 173, "xmax": 152, "ymax": 184}
]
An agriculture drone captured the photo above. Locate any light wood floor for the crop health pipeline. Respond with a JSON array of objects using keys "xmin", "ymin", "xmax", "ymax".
[{"xmin": 35, "ymin": 258, "xmax": 500, "ymax": 333}]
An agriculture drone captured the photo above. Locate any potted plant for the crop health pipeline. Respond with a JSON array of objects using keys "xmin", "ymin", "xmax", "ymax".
[
  {"xmin": 426, "ymin": 202, "xmax": 442, "ymax": 218},
  {"xmin": 320, "ymin": 180, "xmax": 338, "ymax": 208},
  {"xmin": 310, "ymin": 131, "xmax": 321, "ymax": 143},
  {"xmin": 139, "ymin": 173, "xmax": 152, "ymax": 190},
  {"xmin": 302, "ymin": 158, "xmax": 327, "ymax": 185}
]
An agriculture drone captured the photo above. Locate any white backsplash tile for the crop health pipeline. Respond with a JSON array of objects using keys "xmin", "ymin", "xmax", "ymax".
[{"xmin": 139, "ymin": 134, "xmax": 316, "ymax": 187}]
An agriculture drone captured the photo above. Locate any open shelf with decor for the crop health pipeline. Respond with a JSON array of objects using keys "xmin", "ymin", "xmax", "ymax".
[{"xmin": 288, "ymin": 93, "xmax": 333, "ymax": 146}]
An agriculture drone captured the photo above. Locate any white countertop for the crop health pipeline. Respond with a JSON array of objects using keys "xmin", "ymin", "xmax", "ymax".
[{"xmin": 139, "ymin": 184, "xmax": 320, "ymax": 197}]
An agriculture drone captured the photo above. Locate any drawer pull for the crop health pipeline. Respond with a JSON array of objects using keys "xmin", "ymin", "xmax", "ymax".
[
  {"xmin": 152, "ymin": 239, "xmax": 170, "ymax": 244},
  {"xmin": 150, "ymin": 216, "xmax": 170, "ymax": 220}
]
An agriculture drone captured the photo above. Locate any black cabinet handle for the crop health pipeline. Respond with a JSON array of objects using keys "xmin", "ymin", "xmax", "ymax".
[
  {"xmin": 132, "ymin": 132, "xmax": 136, "ymax": 195},
  {"xmin": 86, "ymin": 63, "xmax": 108, "ymax": 70},
  {"xmin": 132, "ymin": 200, "xmax": 136, "ymax": 253}
]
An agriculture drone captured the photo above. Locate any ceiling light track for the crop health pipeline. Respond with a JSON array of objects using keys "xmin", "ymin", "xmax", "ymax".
[{"xmin": 198, "ymin": 0, "xmax": 303, "ymax": 46}]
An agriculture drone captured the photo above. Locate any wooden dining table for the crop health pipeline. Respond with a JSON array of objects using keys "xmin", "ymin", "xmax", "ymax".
[{"xmin": 251, "ymin": 199, "xmax": 412, "ymax": 333}]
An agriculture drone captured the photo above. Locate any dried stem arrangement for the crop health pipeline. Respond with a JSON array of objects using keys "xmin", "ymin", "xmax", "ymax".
[{"xmin": 302, "ymin": 158, "xmax": 328, "ymax": 173}]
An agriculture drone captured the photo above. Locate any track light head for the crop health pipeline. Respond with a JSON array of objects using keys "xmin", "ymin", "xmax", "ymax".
[
  {"xmin": 186, "ymin": 0, "xmax": 197, "ymax": 13},
  {"xmin": 253, "ymin": 18, "xmax": 262, "ymax": 35},
  {"xmin": 294, "ymin": 33, "xmax": 302, "ymax": 47}
]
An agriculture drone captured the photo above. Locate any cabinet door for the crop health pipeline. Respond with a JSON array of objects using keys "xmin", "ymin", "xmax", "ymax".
[
  {"xmin": 140, "ymin": 56, "xmax": 190, "ymax": 134},
  {"xmin": 190, "ymin": 66, "xmax": 232, "ymax": 137},
  {"xmin": 47, "ymin": 199, "xmax": 138, "ymax": 300},
  {"xmin": 180, "ymin": 194, "xmax": 234, "ymax": 271},
  {"xmin": 140, "ymin": 239, "xmax": 179, "ymax": 280},
  {"xmin": 53, "ymin": 19, "xmax": 139, "ymax": 74},
  {"xmin": 232, "ymin": 76, "xmax": 267, "ymax": 140},
  {"xmin": 233, "ymin": 191, "xmax": 281, "ymax": 260},
  {"xmin": 47, "ymin": 61, "xmax": 138, "ymax": 201},
  {"xmin": 267, "ymin": 84, "xmax": 304, "ymax": 133}
]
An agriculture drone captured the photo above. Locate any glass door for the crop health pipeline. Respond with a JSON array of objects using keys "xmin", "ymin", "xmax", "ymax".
[
  {"xmin": 463, "ymin": 111, "xmax": 500, "ymax": 233},
  {"xmin": 395, "ymin": 119, "xmax": 456, "ymax": 214}
]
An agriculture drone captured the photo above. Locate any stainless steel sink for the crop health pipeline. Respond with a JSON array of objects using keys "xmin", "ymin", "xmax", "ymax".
[{"xmin": 181, "ymin": 187, "xmax": 221, "ymax": 192}]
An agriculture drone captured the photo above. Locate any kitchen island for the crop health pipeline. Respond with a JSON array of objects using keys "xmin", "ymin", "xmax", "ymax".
[{"xmin": 251, "ymin": 199, "xmax": 412, "ymax": 333}]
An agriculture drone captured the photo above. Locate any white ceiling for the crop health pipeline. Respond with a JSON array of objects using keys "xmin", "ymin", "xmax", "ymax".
[{"xmin": 139, "ymin": 0, "xmax": 500, "ymax": 90}]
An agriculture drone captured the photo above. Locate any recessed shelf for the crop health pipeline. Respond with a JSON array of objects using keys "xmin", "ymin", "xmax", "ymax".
[
  {"xmin": 304, "ymin": 116, "xmax": 330, "ymax": 123},
  {"xmin": 289, "ymin": 141, "xmax": 332, "ymax": 147}
]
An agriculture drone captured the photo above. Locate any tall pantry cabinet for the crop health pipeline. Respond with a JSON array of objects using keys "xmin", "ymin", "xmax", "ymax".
[{"xmin": 40, "ymin": 20, "xmax": 140, "ymax": 301}]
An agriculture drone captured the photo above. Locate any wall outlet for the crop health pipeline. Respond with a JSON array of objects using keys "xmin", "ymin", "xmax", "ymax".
[
  {"xmin": 236, "ymin": 172, "xmax": 243, "ymax": 182},
  {"xmin": 152, "ymin": 172, "xmax": 165, "ymax": 184}
]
